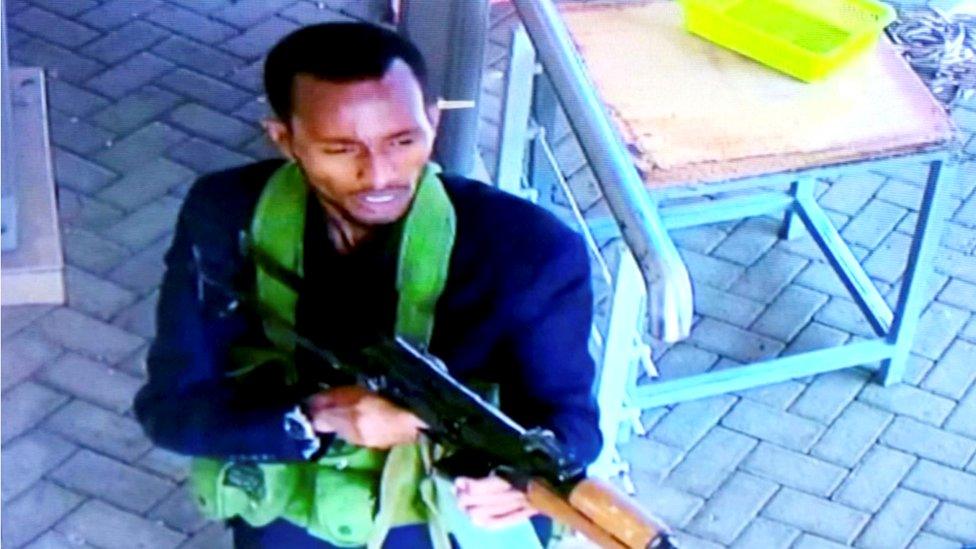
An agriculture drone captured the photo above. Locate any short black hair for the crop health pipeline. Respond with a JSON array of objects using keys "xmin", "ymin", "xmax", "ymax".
[{"xmin": 264, "ymin": 22, "xmax": 430, "ymax": 121}]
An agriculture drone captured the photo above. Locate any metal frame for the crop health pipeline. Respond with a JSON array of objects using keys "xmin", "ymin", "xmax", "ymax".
[
  {"xmin": 590, "ymin": 246, "xmax": 649, "ymax": 487},
  {"xmin": 493, "ymin": 0, "xmax": 957, "ymax": 452},
  {"xmin": 512, "ymin": 0, "xmax": 693, "ymax": 344},
  {"xmin": 494, "ymin": 25, "xmax": 538, "ymax": 202},
  {"xmin": 493, "ymin": 21, "xmax": 652, "ymax": 482},
  {"xmin": 399, "ymin": 0, "xmax": 488, "ymax": 177},
  {"xmin": 630, "ymin": 152, "xmax": 954, "ymax": 408},
  {"xmin": 2, "ymin": 0, "xmax": 18, "ymax": 252}
]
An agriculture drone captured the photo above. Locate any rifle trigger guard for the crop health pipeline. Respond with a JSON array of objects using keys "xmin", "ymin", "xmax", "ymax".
[
  {"xmin": 521, "ymin": 427, "xmax": 558, "ymax": 454},
  {"xmin": 363, "ymin": 375, "xmax": 387, "ymax": 393}
]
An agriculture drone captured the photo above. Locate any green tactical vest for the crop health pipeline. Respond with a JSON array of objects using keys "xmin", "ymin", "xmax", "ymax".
[{"xmin": 190, "ymin": 161, "xmax": 456, "ymax": 548}]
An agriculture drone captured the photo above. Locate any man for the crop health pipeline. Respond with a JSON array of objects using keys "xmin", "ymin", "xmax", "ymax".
[{"xmin": 135, "ymin": 22, "xmax": 601, "ymax": 548}]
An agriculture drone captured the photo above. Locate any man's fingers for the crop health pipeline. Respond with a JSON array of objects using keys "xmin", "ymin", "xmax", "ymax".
[
  {"xmin": 304, "ymin": 387, "xmax": 427, "ymax": 448},
  {"xmin": 306, "ymin": 386, "xmax": 364, "ymax": 411},
  {"xmin": 455, "ymin": 475, "xmax": 536, "ymax": 530},
  {"xmin": 305, "ymin": 392, "xmax": 332, "ymax": 411},
  {"xmin": 455, "ymin": 475, "xmax": 514, "ymax": 495},
  {"xmin": 322, "ymin": 386, "xmax": 366, "ymax": 407},
  {"xmin": 462, "ymin": 498, "xmax": 529, "ymax": 519},
  {"xmin": 468, "ymin": 505, "xmax": 537, "ymax": 529},
  {"xmin": 456, "ymin": 488, "xmax": 529, "ymax": 509},
  {"xmin": 310, "ymin": 407, "xmax": 361, "ymax": 440},
  {"xmin": 310, "ymin": 415, "xmax": 335, "ymax": 433}
]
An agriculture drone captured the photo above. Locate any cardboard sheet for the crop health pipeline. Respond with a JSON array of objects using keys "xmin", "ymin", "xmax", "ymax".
[{"xmin": 560, "ymin": 2, "xmax": 954, "ymax": 187}]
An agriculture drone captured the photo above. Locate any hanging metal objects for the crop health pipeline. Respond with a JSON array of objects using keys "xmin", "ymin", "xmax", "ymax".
[{"xmin": 887, "ymin": 7, "xmax": 976, "ymax": 107}]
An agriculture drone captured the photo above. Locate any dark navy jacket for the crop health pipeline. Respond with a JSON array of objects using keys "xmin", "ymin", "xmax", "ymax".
[{"xmin": 134, "ymin": 158, "xmax": 602, "ymax": 499}]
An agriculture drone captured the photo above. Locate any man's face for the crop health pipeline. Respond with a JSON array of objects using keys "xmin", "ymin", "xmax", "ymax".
[{"xmin": 268, "ymin": 60, "xmax": 437, "ymax": 226}]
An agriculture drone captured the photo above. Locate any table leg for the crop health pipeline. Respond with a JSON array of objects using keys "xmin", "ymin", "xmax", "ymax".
[
  {"xmin": 879, "ymin": 158, "xmax": 956, "ymax": 386},
  {"xmin": 496, "ymin": 25, "xmax": 537, "ymax": 201},
  {"xmin": 780, "ymin": 178, "xmax": 814, "ymax": 240},
  {"xmin": 590, "ymin": 245, "xmax": 647, "ymax": 478}
]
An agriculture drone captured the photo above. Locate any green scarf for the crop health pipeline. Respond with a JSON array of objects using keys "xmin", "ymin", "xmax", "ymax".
[{"xmin": 192, "ymin": 161, "xmax": 455, "ymax": 547}]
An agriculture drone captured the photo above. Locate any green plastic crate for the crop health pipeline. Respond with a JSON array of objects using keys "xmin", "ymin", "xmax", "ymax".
[{"xmin": 677, "ymin": 0, "xmax": 896, "ymax": 82}]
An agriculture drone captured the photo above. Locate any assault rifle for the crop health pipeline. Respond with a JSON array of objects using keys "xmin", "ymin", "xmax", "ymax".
[{"xmin": 290, "ymin": 331, "xmax": 675, "ymax": 549}]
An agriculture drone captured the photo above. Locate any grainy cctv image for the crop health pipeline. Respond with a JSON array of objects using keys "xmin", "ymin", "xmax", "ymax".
[{"xmin": 1, "ymin": 0, "xmax": 975, "ymax": 548}]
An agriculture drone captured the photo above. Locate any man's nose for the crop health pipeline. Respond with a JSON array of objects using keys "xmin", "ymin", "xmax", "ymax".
[{"xmin": 360, "ymin": 151, "xmax": 398, "ymax": 189}]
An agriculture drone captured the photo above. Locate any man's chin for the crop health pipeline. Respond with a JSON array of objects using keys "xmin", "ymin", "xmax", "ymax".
[
  {"xmin": 349, "ymin": 201, "xmax": 412, "ymax": 226},
  {"xmin": 346, "ymin": 210, "xmax": 404, "ymax": 228},
  {"xmin": 353, "ymin": 216, "xmax": 399, "ymax": 227}
]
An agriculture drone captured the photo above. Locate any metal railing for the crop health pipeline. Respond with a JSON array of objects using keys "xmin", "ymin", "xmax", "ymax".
[
  {"xmin": 511, "ymin": 0, "xmax": 693, "ymax": 344},
  {"xmin": 488, "ymin": 1, "xmax": 679, "ymax": 483}
]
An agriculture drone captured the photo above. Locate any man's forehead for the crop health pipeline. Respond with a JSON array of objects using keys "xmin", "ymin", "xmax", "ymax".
[
  {"xmin": 292, "ymin": 60, "xmax": 424, "ymax": 105},
  {"xmin": 288, "ymin": 61, "xmax": 432, "ymax": 140}
]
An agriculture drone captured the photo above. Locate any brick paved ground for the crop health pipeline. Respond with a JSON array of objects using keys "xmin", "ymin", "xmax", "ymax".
[{"xmin": 2, "ymin": 0, "xmax": 975, "ymax": 547}]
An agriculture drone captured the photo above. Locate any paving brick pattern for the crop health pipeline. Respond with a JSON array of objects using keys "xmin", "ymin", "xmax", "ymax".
[{"xmin": 2, "ymin": 0, "xmax": 976, "ymax": 547}]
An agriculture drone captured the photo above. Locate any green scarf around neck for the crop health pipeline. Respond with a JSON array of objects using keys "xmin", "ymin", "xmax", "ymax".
[{"xmin": 192, "ymin": 161, "xmax": 456, "ymax": 548}]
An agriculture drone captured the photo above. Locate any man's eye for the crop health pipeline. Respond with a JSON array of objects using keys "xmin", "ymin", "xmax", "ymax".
[
  {"xmin": 393, "ymin": 138, "xmax": 415, "ymax": 147},
  {"xmin": 323, "ymin": 146, "xmax": 354, "ymax": 154}
]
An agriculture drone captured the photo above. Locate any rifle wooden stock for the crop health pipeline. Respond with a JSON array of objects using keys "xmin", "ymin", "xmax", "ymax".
[
  {"xmin": 526, "ymin": 480, "xmax": 628, "ymax": 549},
  {"xmin": 570, "ymin": 479, "xmax": 667, "ymax": 547},
  {"xmin": 527, "ymin": 479, "xmax": 669, "ymax": 549}
]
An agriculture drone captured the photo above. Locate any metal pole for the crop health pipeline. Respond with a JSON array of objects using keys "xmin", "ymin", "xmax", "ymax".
[
  {"xmin": 1, "ymin": 0, "xmax": 18, "ymax": 252},
  {"xmin": 400, "ymin": 0, "xmax": 488, "ymax": 177},
  {"xmin": 510, "ymin": 0, "xmax": 693, "ymax": 342}
]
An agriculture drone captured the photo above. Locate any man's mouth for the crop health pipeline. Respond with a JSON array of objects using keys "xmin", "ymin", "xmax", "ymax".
[
  {"xmin": 363, "ymin": 192, "xmax": 398, "ymax": 204},
  {"xmin": 353, "ymin": 189, "xmax": 413, "ymax": 219}
]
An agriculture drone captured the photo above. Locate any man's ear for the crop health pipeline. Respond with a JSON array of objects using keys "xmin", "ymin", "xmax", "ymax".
[
  {"xmin": 263, "ymin": 118, "xmax": 295, "ymax": 160},
  {"xmin": 426, "ymin": 103, "xmax": 441, "ymax": 134}
]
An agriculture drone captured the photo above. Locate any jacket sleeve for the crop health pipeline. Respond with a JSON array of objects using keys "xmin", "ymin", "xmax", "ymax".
[
  {"xmin": 502, "ymin": 232, "xmax": 603, "ymax": 466},
  {"xmin": 133, "ymin": 184, "xmax": 320, "ymax": 462}
]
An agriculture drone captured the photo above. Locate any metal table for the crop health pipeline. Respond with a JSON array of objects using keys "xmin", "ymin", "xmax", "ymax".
[{"xmin": 503, "ymin": 0, "xmax": 957, "ymax": 470}]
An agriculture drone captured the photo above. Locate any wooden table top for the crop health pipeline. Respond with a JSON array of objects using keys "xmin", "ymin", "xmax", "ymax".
[{"xmin": 560, "ymin": 1, "xmax": 954, "ymax": 187}]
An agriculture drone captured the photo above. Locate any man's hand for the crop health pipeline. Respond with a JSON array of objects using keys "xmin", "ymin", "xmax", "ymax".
[
  {"xmin": 455, "ymin": 475, "xmax": 538, "ymax": 529},
  {"xmin": 304, "ymin": 386, "xmax": 426, "ymax": 449}
]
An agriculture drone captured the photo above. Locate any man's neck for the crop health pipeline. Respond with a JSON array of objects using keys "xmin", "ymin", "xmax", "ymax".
[{"xmin": 316, "ymin": 197, "xmax": 373, "ymax": 255}]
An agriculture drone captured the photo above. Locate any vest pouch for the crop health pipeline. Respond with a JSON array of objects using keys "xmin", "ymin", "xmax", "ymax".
[
  {"xmin": 239, "ymin": 462, "xmax": 303, "ymax": 526},
  {"xmin": 190, "ymin": 458, "xmax": 303, "ymax": 527},
  {"xmin": 309, "ymin": 466, "xmax": 380, "ymax": 546},
  {"xmin": 281, "ymin": 464, "xmax": 316, "ymax": 529},
  {"xmin": 190, "ymin": 458, "xmax": 230, "ymax": 519}
]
